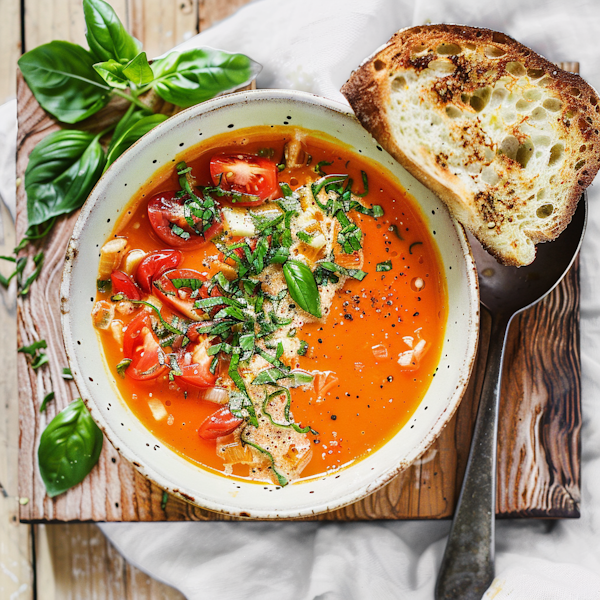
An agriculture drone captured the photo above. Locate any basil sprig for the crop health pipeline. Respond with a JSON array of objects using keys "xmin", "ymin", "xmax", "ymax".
[
  {"xmin": 38, "ymin": 398, "xmax": 103, "ymax": 497},
  {"xmin": 17, "ymin": 0, "xmax": 260, "ymax": 244},
  {"xmin": 283, "ymin": 260, "xmax": 321, "ymax": 318}
]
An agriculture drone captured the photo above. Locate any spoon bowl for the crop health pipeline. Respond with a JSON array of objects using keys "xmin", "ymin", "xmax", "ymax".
[{"xmin": 473, "ymin": 197, "xmax": 587, "ymax": 316}]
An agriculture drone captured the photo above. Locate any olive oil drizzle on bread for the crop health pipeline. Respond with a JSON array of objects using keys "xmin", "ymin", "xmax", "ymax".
[{"xmin": 342, "ymin": 24, "xmax": 600, "ymax": 266}]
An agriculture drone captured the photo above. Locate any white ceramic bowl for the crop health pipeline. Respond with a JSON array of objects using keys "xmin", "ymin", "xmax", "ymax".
[{"xmin": 61, "ymin": 89, "xmax": 479, "ymax": 519}]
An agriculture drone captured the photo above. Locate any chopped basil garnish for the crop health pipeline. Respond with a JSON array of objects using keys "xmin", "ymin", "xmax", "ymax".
[
  {"xmin": 297, "ymin": 340, "xmax": 308, "ymax": 356},
  {"xmin": 97, "ymin": 279, "xmax": 111, "ymax": 292},
  {"xmin": 376, "ymin": 260, "xmax": 392, "ymax": 272},
  {"xmin": 40, "ymin": 391, "xmax": 55, "ymax": 413},
  {"xmin": 389, "ymin": 224, "xmax": 404, "ymax": 241},
  {"xmin": 262, "ymin": 387, "xmax": 317, "ymax": 435},
  {"xmin": 116, "ymin": 358, "xmax": 132, "ymax": 377},
  {"xmin": 409, "ymin": 241, "xmax": 423, "ymax": 254},
  {"xmin": 240, "ymin": 431, "xmax": 287, "ymax": 487},
  {"xmin": 229, "ymin": 390, "xmax": 258, "ymax": 427},
  {"xmin": 170, "ymin": 223, "xmax": 190, "ymax": 240},
  {"xmin": 171, "ymin": 277, "xmax": 205, "ymax": 290},
  {"xmin": 314, "ymin": 160, "xmax": 332, "ymax": 176}
]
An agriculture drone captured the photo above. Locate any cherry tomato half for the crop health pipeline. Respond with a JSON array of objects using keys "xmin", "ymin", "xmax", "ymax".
[
  {"xmin": 152, "ymin": 268, "xmax": 221, "ymax": 321},
  {"xmin": 111, "ymin": 270, "xmax": 141, "ymax": 301},
  {"xmin": 122, "ymin": 311, "xmax": 167, "ymax": 381},
  {"xmin": 175, "ymin": 342, "xmax": 217, "ymax": 390},
  {"xmin": 136, "ymin": 249, "xmax": 183, "ymax": 293},
  {"xmin": 198, "ymin": 406, "xmax": 243, "ymax": 440},
  {"xmin": 209, "ymin": 154, "xmax": 279, "ymax": 205},
  {"xmin": 147, "ymin": 190, "xmax": 223, "ymax": 249}
]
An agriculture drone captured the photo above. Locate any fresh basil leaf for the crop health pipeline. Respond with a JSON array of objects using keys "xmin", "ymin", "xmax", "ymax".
[
  {"xmin": 283, "ymin": 260, "xmax": 321, "ymax": 318},
  {"xmin": 93, "ymin": 58, "xmax": 129, "ymax": 89},
  {"xmin": 83, "ymin": 0, "xmax": 141, "ymax": 62},
  {"xmin": 252, "ymin": 367, "xmax": 287, "ymax": 385},
  {"xmin": 376, "ymin": 260, "xmax": 392, "ymax": 272},
  {"xmin": 122, "ymin": 52, "xmax": 154, "ymax": 85},
  {"xmin": 150, "ymin": 48, "xmax": 261, "ymax": 108},
  {"xmin": 18, "ymin": 41, "xmax": 111, "ymax": 124},
  {"xmin": 38, "ymin": 398, "xmax": 103, "ymax": 498},
  {"xmin": 62, "ymin": 367, "xmax": 73, "ymax": 380},
  {"xmin": 105, "ymin": 114, "xmax": 168, "ymax": 168},
  {"xmin": 25, "ymin": 130, "xmax": 105, "ymax": 230},
  {"xmin": 228, "ymin": 390, "xmax": 258, "ymax": 427},
  {"xmin": 171, "ymin": 277, "xmax": 205, "ymax": 291}
]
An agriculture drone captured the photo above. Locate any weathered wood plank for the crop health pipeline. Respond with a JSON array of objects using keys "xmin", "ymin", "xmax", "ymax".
[
  {"xmin": 128, "ymin": 0, "xmax": 199, "ymax": 60},
  {"xmin": 198, "ymin": 0, "xmax": 251, "ymax": 31},
  {"xmin": 0, "ymin": 0, "xmax": 21, "ymax": 103},
  {"xmin": 0, "ymin": 199, "xmax": 34, "ymax": 600},
  {"xmin": 35, "ymin": 523, "xmax": 185, "ymax": 599},
  {"xmin": 24, "ymin": 0, "xmax": 128, "ymax": 51}
]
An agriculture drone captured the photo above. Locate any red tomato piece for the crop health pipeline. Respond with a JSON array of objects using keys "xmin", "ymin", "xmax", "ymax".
[
  {"xmin": 136, "ymin": 249, "xmax": 183, "ymax": 293},
  {"xmin": 198, "ymin": 407, "xmax": 243, "ymax": 440},
  {"xmin": 122, "ymin": 312, "xmax": 167, "ymax": 381},
  {"xmin": 147, "ymin": 190, "xmax": 223, "ymax": 249},
  {"xmin": 175, "ymin": 341, "xmax": 217, "ymax": 390},
  {"xmin": 111, "ymin": 270, "xmax": 142, "ymax": 301},
  {"xmin": 209, "ymin": 154, "xmax": 279, "ymax": 205},
  {"xmin": 153, "ymin": 268, "xmax": 222, "ymax": 321}
]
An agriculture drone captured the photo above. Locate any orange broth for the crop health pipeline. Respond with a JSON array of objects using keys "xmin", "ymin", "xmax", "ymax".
[{"xmin": 95, "ymin": 126, "xmax": 448, "ymax": 482}]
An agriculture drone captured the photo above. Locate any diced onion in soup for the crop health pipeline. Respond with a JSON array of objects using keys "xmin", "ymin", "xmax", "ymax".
[
  {"xmin": 98, "ymin": 238, "xmax": 128, "ymax": 279},
  {"xmin": 201, "ymin": 387, "xmax": 229, "ymax": 405},
  {"xmin": 122, "ymin": 249, "xmax": 146, "ymax": 275},
  {"xmin": 371, "ymin": 344, "xmax": 388, "ymax": 359},
  {"xmin": 110, "ymin": 319, "xmax": 124, "ymax": 347},
  {"xmin": 397, "ymin": 339, "xmax": 428, "ymax": 371},
  {"xmin": 148, "ymin": 398, "xmax": 168, "ymax": 421},
  {"xmin": 313, "ymin": 370, "xmax": 339, "ymax": 399},
  {"xmin": 217, "ymin": 434, "xmax": 261, "ymax": 466},
  {"xmin": 92, "ymin": 301, "xmax": 114, "ymax": 330}
]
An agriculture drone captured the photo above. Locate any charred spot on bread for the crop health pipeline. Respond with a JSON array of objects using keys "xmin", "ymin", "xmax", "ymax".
[{"xmin": 342, "ymin": 24, "xmax": 600, "ymax": 266}]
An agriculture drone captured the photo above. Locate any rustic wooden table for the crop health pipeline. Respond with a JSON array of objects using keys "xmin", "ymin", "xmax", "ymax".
[
  {"xmin": 0, "ymin": 1, "xmax": 583, "ymax": 597},
  {"xmin": 1, "ymin": 1, "xmax": 251, "ymax": 597}
]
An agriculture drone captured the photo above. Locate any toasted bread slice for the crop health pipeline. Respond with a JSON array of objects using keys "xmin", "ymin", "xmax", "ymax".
[{"xmin": 341, "ymin": 24, "xmax": 600, "ymax": 266}]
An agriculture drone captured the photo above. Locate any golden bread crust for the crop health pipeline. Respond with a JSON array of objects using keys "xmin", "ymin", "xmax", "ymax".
[{"xmin": 342, "ymin": 24, "xmax": 600, "ymax": 266}]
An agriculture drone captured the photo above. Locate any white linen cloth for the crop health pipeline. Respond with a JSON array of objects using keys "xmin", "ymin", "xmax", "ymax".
[{"xmin": 3, "ymin": 0, "xmax": 600, "ymax": 597}]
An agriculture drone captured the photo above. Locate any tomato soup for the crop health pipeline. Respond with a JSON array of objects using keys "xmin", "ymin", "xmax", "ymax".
[{"xmin": 92, "ymin": 126, "xmax": 447, "ymax": 486}]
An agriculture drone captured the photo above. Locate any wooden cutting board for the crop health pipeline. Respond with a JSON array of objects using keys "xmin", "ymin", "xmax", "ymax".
[{"xmin": 16, "ymin": 64, "xmax": 581, "ymax": 523}]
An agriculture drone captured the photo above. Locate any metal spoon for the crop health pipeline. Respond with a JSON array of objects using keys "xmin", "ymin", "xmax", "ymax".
[{"xmin": 435, "ymin": 194, "xmax": 588, "ymax": 600}]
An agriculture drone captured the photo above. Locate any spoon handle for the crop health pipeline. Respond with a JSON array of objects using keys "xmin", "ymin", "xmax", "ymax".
[{"xmin": 435, "ymin": 312, "xmax": 512, "ymax": 600}]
